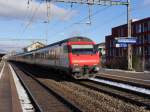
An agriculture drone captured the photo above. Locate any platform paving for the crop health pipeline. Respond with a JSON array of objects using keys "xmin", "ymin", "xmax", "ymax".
[
  {"xmin": 0, "ymin": 62, "xmax": 22, "ymax": 112},
  {"xmin": 97, "ymin": 68, "xmax": 150, "ymax": 88}
]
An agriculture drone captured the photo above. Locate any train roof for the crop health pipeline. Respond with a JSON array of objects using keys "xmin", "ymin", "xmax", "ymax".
[
  {"xmin": 65, "ymin": 36, "xmax": 93, "ymax": 42},
  {"xmin": 46, "ymin": 36, "xmax": 93, "ymax": 47},
  {"xmin": 13, "ymin": 36, "xmax": 93, "ymax": 56}
]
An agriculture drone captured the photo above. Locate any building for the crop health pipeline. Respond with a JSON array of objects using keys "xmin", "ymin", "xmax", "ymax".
[
  {"xmin": 96, "ymin": 42, "xmax": 106, "ymax": 64},
  {"xmin": 105, "ymin": 17, "xmax": 150, "ymax": 70},
  {"xmin": 96, "ymin": 42, "xmax": 105, "ymax": 55},
  {"xmin": 23, "ymin": 41, "xmax": 45, "ymax": 52}
]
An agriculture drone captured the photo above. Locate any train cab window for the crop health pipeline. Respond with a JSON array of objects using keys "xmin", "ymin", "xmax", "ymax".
[{"xmin": 71, "ymin": 45, "xmax": 96, "ymax": 55}]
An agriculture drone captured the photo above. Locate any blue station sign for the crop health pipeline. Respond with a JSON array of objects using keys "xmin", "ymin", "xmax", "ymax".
[{"xmin": 116, "ymin": 37, "xmax": 137, "ymax": 44}]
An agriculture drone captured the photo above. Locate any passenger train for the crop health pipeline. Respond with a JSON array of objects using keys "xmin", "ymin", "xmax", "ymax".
[{"xmin": 9, "ymin": 37, "xmax": 100, "ymax": 79}]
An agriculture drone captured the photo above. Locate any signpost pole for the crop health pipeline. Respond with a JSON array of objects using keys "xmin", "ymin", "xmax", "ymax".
[{"xmin": 127, "ymin": 0, "xmax": 132, "ymax": 70}]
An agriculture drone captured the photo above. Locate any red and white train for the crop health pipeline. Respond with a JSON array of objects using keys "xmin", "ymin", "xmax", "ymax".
[{"xmin": 9, "ymin": 36, "xmax": 100, "ymax": 79}]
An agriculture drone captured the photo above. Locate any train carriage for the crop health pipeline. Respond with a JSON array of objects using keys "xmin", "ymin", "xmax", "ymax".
[{"xmin": 9, "ymin": 36, "xmax": 100, "ymax": 79}]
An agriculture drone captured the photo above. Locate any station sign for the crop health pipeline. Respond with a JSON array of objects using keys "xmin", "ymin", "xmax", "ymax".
[
  {"xmin": 116, "ymin": 43, "xmax": 127, "ymax": 48},
  {"xmin": 115, "ymin": 37, "xmax": 137, "ymax": 44}
]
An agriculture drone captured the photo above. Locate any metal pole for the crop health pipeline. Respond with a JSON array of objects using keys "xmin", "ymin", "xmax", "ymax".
[
  {"xmin": 127, "ymin": 0, "xmax": 132, "ymax": 70},
  {"xmin": 88, "ymin": 4, "xmax": 92, "ymax": 25},
  {"xmin": 142, "ymin": 36, "xmax": 145, "ymax": 71},
  {"xmin": 45, "ymin": 22, "xmax": 48, "ymax": 45},
  {"xmin": 45, "ymin": 1, "xmax": 51, "ymax": 45}
]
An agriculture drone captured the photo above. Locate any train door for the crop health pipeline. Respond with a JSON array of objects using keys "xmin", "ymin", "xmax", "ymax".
[{"xmin": 60, "ymin": 43, "xmax": 69, "ymax": 68}]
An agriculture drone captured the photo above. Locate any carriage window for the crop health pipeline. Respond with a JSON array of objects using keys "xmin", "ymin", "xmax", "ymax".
[{"xmin": 63, "ymin": 45, "xmax": 68, "ymax": 53}]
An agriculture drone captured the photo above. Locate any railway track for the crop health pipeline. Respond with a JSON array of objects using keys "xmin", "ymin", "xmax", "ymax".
[
  {"xmin": 75, "ymin": 78, "xmax": 150, "ymax": 109},
  {"xmin": 11, "ymin": 63, "xmax": 81, "ymax": 112},
  {"xmin": 11, "ymin": 62, "xmax": 150, "ymax": 112}
]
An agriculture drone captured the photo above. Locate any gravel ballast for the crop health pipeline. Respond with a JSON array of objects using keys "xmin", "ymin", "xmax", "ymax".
[{"xmin": 38, "ymin": 78, "xmax": 149, "ymax": 112}]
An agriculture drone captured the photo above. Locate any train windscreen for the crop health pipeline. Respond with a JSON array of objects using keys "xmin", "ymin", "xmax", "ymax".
[{"xmin": 71, "ymin": 45, "xmax": 96, "ymax": 54}]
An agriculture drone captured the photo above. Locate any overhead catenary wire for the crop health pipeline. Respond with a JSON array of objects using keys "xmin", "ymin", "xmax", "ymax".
[
  {"xmin": 45, "ymin": 0, "xmax": 51, "ymax": 45},
  {"xmin": 2, "ymin": 0, "xmax": 130, "ymax": 53},
  {"xmin": 27, "ymin": 0, "xmax": 111, "ymax": 40},
  {"xmin": 19, "ymin": 0, "xmax": 147, "ymax": 42},
  {"xmin": 16, "ymin": 1, "xmax": 35, "ymax": 38},
  {"xmin": 53, "ymin": 2, "xmax": 148, "ymax": 37},
  {"xmin": 50, "ymin": 6, "xmax": 111, "ymax": 37},
  {"xmin": 81, "ymin": 10, "xmax": 126, "ymax": 35},
  {"xmin": 43, "ymin": 1, "xmax": 76, "ymax": 43},
  {"xmin": 23, "ymin": 0, "xmax": 33, "ymax": 22},
  {"xmin": 80, "ymin": 4, "xmax": 149, "ymax": 35},
  {"xmin": 42, "ymin": 2, "xmax": 74, "ymax": 34},
  {"xmin": 75, "ymin": 6, "xmax": 111, "ymax": 24},
  {"xmin": 52, "ymin": 2, "xmax": 148, "ymax": 38},
  {"xmin": 20, "ymin": 3, "xmax": 41, "ymax": 37}
]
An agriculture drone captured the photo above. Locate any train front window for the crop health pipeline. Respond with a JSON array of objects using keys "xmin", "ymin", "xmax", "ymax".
[{"xmin": 71, "ymin": 45, "xmax": 95, "ymax": 54}]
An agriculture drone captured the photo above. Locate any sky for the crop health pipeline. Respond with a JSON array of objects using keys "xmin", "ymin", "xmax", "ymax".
[{"xmin": 0, "ymin": 0, "xmax": 150, "ymax": 53}]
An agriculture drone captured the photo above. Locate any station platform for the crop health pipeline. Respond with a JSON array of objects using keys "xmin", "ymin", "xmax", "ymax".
[
  {"xmin": 0, "ymin": 62, "xmax": 22, "ymax": 112},
  {"xmin": 98, "ymin": 68, "xmax": 150, "ymax": 88}
]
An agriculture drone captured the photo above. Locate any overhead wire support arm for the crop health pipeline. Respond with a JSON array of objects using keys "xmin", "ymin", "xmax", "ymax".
[
  {"xmin": 44, "ymin": 0, "xmax": 128, "ymax": 6},
  {"xmin": 87, "ymin": 1, "xmax": 92, "ymax": 25}
]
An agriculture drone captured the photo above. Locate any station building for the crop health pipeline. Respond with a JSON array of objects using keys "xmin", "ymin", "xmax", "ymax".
[
  {"xmin": 105, "ymin": 17, "xmax": 150, "ymax": 70},
  {"xmin": 23, "ymin": 41, "xmax": 45, "ymax": 52}
]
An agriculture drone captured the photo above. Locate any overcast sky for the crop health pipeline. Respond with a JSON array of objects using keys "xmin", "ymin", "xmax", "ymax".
[{"xmin": 0, "ymin": 0, "xmax": 150, "ymax": 53}]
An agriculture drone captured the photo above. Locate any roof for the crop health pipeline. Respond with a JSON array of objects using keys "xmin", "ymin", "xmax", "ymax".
[
  {"xmin": 112, "ymin": 17, "xmax": 150, "ymax": 30},
  {"xmin": 105, "ymin": 17, "xmax": 150, "ymax": 39},
  {"xmin": 24, "ymin": 41, "xmax": 45, "ymax": 49}
]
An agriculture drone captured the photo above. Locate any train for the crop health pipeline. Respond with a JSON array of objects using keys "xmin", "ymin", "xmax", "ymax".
[{"xmin": 9, "ymin": 36, "xmax": 100, "ymax": 79}]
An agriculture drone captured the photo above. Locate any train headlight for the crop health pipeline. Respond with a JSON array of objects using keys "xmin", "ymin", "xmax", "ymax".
[
  {"xmin": 72, "ymin": 64, "xmax": 80, "ymax": 73},
  {"xmin": 74, "ymin": 67, "xmax": 80, "ymax": 72},
  {"xmin": 94, "ymin": 66, "xmax": 100, "ymax": 72}
]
